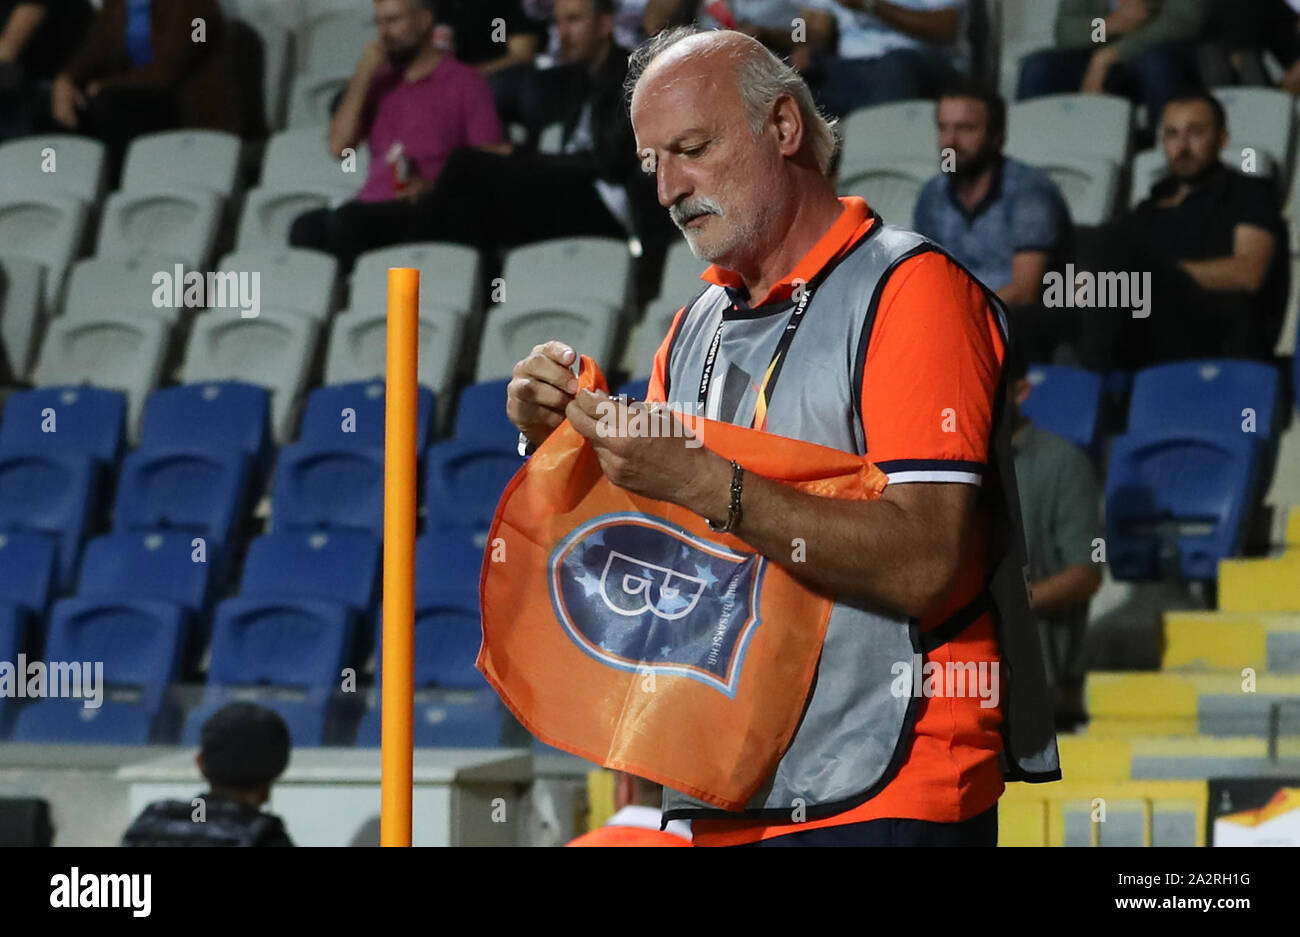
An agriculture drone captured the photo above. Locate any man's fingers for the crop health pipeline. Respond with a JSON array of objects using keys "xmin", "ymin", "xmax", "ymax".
[{"xmin": 514, "ymin": 347, "xmax": 579, "ymax": 396}]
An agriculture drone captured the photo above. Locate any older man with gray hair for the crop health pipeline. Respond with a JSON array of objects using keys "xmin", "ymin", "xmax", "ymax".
[{"xmin": 507, "ymin": 27, "xmax": 1059, "ymax": 847}]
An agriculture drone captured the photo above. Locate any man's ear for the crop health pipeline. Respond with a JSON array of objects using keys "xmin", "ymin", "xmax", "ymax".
[{"xmin": 772, "ymin": 93, "xmax": 804, "ymax": 159}]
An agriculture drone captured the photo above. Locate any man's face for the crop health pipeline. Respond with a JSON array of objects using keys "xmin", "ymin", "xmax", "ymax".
[
  {"xmin": 632, "ymin": 55, "xmax": 784, "ymax": 267},
  {"xmin": 936, "ymin": 96, "xmax": 1000, "ymax": 180},
  {"xmin": 374, "ymin": 0, "xmax": 433, "ymax": 68},
  {"xmin": 1161, "ymin": 99, "xmax": 1227, "ymax": 180},
  {"xmin": 555, "ymin": 0, "xmax": 612, "ymax": 65}
]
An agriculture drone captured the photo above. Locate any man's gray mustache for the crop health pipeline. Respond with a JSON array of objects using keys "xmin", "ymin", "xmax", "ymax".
[{"xmin": 670, "ymin": 198, "xmax": 723, "ymax": 227}]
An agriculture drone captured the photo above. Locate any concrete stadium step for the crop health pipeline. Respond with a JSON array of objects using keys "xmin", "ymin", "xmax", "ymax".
[
  {"xmin": 1086, "ymin": 672, "xmax": 1300, "ymax": 736},
  {"xmin": 1163, "ymin": 610, "xmax": 1300, "ymax": 672},
  {"xmin": 999, "ymin": 780, "xmax": 1206, "ymax": 846},
  {"xmin": 1218, "ymin": 553, "xmax": 1300, "ymax": 612}
]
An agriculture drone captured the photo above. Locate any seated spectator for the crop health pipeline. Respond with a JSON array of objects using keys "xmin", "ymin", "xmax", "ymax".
[
  {"xmin": 1201, "ymin": 0, "xmax": 1300, "ymax": 94},
  {"xmin": 47, "ymin": 0, "xmax": 238, "ymax": 182},
  {"xmin": 800, "ymin": 0, "xmax": 968, "ymax": 117},
  {"xmin": 1006, "ymin": 348, "xmax": 1103, "ymax": 730},
  {"xmin": 299, "ymin": 0, "xmax": 671, "ymax": 271},
  {"xmin": 566, "ymin": 771, "xmax": 692, "ymax": 845},
  {"xmin": 1076, "ymin": 89, "xmax": 1288, "ymax": 370},
  {"xmin": 1017, "ymin": 0, "xmax": 1208, "ymax": 133},
  {"xmin": 290, "ymin": 0, "xmax": 504, "ymax": 271},
  {"xmin": 0, "ymin": 0, "xmax": 92, "ymax": 140},
  {"xmin": 121, "ymin": 703, "xmax": 294, "ymax": 847},
  {"xmin": 913, "ymin": 83, "xmax": 1075, "ymax": 364}
]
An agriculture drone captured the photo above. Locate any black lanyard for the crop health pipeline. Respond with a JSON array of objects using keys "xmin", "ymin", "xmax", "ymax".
[{"xmin": 697, "ymin": 281, "xmax": 815, "ymax": 427}]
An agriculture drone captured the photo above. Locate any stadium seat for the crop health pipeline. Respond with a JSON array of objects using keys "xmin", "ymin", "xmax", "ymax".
[
  {"xmin": 240, "ymin": 529, "xmax": 381, "ymax": 615},
  {"xmin": 62, "ymin": 253, "xmax": 181, "ymax": 323},
  {"xmin": 997, "ymin": 0, "xmax": 1063, "ymax": 99},
  {"xmin": 1105, "ymin": 432, "xmax": 1259, "ymax": 580},
  {"xmin": 298, "ymin": 8, "xmax": 372, "ymax": 74},
  {"xmin": 0, "ymin": 530, "xmax": 56, "ymax": 619},
  {"xmin": 0, "ymin": 386, "xmax": 126, "ymax": 467},
  {"xmin": 1019, "ymin": 154, "xmax": 1120, "ymax": 227},
  {"xmin": 113, "ymin": 447, "xmax": 253, "ymax": 554},
  {"xmin": 300, "ymin": 381, "xmax": 435, "ymax": 451},
  {"xmin": 618, "ymin": 378, "xmax": 650, "ymax": 400},
  {"xmin": 33, "ymin": 312, "xmax": 170, "ymax": 441},
  {"xmin": 424, "ymin": 438, "xmax": 522, "ymax": 531},
  {"xmin": 1127, "ymin": 360, "xmax": 1280, "ymax": 442},
  {"xmin": 1212, "ymin": 87, "xmax": 1294, "ymax": 181},
  {"xmin": 288, "ymin": 69, "xmax": 352, "ymax": 128},
  {"xmin": 140, "ymin": 382, "xmax": 272, "ymax": 478},
  {"xmin": 0, "ymin": 192, "xmax": 89, "ymax": 310},
  {"xmin": 0, "ymin": 450, "xmax": 97, "ymax": 588},
  {"xmin": 0, "ymin": 134, "xmax": 107, "ymax": 204},
  {"xmin": 621, "ymin": 302, "xmax": 681, "ymax": 380},
  {"xmin": 351, "ymin": 242, "xmax": 483, "ymax": 316},
  {"xmin": 78, "ymin": 531, "xmax": 215, "ymax": 612},
  {"xmin": 837, "ymin": 159, "xmax": 934, "ymax": 226},
  {"xmin": 236, "ymin": 184, "xmax": 353, "ymax": 250},
  {"xmin": 1007, "ymin": 94, "xmax": 1132, "ymax": 165},
  {"xmin": 1128, "ymin": 148, "xmax": 1167, "ymax": 208},
  {"xmin": 97, "ymin": 186, "xmax": 222, "ymax": 269},
  {"xmin": 121, "ymin": 131, "xmax": 243, "ymax": 197},
  {"xmin": 656, "ymin": 239, "xmax": 708, "ymax": 302},
  {"xmin": 411, "ymin": 528, "xmax": 485, "ymax": 688},
  {"xmin": 271, "ymin": 442, "xmax": 385, "ymax": 536},
  {"xmin": 475, "ymin": 299, "xmax": 617, "ymax": 381},
  {"xmin": 0, "ymin": 255, "xmax": 46, "ymax": 382},
  {"xmin": 538, "ymin": 122, "xmax": 564, "ymax": 155},
  {"xmin": 11, "ymin": 596, "xmax": 190, "ymax": 744},
  {"xmin": 181, "ymin": 309, "xmax": 319, "ymax": 444},
  {"xmin": 1021, "ymin": 365, "xmax": 1103, "ymax": 452},
  {"xmin": 324, "ymin": 307, "xmax": 463, "ymax": 396},
  {"xmin": 451, "ymin": 380, "xmax": 514, "ymax": 443},
  {"xmin": 502, "ymin": 237, "xmax": 633, "ymax": 313},
  {"xmin": 261, "ymin": 128, "xmax": 369, "ymax": 192},
  {"xmin": 838, "ymin": 100, "xmax": 938, "ymax": 172},
  {"xmin": 216, "ymin": 247, "xmax": 338, "ymax": 321},
  {"xmin": 354, "ymin": 687, "xmax": 509, "ymax": 748}
]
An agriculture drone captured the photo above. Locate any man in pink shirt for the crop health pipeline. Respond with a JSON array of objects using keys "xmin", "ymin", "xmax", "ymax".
[{"xmin": 289, "ymin": 0, "xmax": 504, "ymax": 268}]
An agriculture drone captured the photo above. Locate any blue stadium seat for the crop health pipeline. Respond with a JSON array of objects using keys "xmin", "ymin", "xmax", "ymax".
[
  {"xmin": 78, "ymin": 531, "xmax": 214, "ymax": 612},
  {"xmin": 617, "ymin": 378, "xmax": 650, "ymax": 401},
  {"xmin": 410, "ymin": 528, "xmax": 484, "ymax": 688},
  {"xmin": 354, "ymin": 687, "xmax": 507, "ymax": 747},
  {"xmin": 1021, "ymin": 365, "xmax": 1103, "ymax": 452},
  {"xmin": 140, "ymin": 383, "xmax": 272, "ymax": 478},
  {"xmin": 0, "ymin": 386, "xmax": 125, "ymax": 467},
  {"xmin": 452, "ymin": 379, "xmax": 515, "ymax": 442},
  {"xmin": 0, "ymin": 607, "xmax": 25, "ymax": 736},
  {"xmin": 1105, "ymin": 432, "xmax": 1260, "ymax": 581},
  {"xmin": 11, "ymin": 596, "xmax": 189, "ymax": 744},
  {"xmin": 423, "ymin": 439, "xmax": 521, "ymax": 531},
  {"xmin": 0, "ymin": 530, "xmax": 57, "ymax": 619},
  {"xmin": 271, "ymin": 443, "xmax": 384, "ymax": 536},
  {"xmin": 300, "ymin": 381, "xmax": 435, "ymax": 451},
  {"xmin": 0, "ymin": 450, "xmax": 98, "ymax": 588},
  {"xmin": 1127, "ymin": 360, "xmax": 1281, "ymax": 442},
  {"xmin": 206, "ymin": 597, "xmax": 355, "ymax": 689},
  {"xmin": 113, "ymin": 447, "xmax": 252, "ymax": 552},
  {"xmin": 241, "ymin": 529, "xmax": 380, "ymax": 615}
]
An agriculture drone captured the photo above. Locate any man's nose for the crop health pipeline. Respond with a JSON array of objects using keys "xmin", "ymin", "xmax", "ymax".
[{"xmin": 657, "ymin": 157, "xmax": 689, "ymax": 209}]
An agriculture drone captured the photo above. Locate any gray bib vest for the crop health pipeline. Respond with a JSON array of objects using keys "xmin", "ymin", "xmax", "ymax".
[{"xmin": 657, "ymin": 218, "xmax": 1061, "ymax": 822}]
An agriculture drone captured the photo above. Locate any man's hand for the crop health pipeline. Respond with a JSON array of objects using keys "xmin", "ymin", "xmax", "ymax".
[
  {"xmin": 50, "ymin": 74, "xmax": 85, "ymax": 127},
  {"xmin": 358, "ymin": 39, "xmax": 386, "ymax": 79},
  {"xmin": 566, "ymin": 388, "xmax": 721, "ymax": 506},
  {"xmin": 507, "ymin": 341, "xmax": 580, "ymax": 448},
  {"xmin": 1081, "ymin": 45, "xmax": 1119, "ymax": 94},
  {"xmin": 478, "ymin": 142, "xmax": 515, "ymax": 157},
  {"xmin": 396, "ymin": 173, "xmax": 432, "ymax": 202}
]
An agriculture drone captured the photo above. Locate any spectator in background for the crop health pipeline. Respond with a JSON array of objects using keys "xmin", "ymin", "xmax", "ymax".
[
  {"xmin": 644, "ymin": 1, "xmax": 809, "ymax": 63},
  {"xmin": 0, "ymin": 0, "xmax": 92, "ymax": 140},
  {"xmin": 289, "ymin": 0, "xmax": 503, "ymax": 271},
  {"xmin": 913, "ymin": 83, "xmax": 1075, "ymax": 363},
  {"xmin": 121, "ymin": 703, "xmax": 294, "ymax": 847},
  {"xmin": 801, "ymin": 0, "xmax": 968, "ymax": 117},
  {"xmin": 566, "ymin": 772, "xmax": 692, "ymax": 846},
  {"xmin": 1077, "ymin": 90, "xmax": 1288, "ymax": 370},
  {"xmin": 1201, "ymin": 0, "xmax": 1300, "ymax": 94},
  {"xmin": 47, "ymin": 0, "xmax": 238, "ymax": 181},
  {"xmin": 1017, "ymin": 0, "xmax": 1209, "ymax": 133},
  {"xmin": 437, "ymin": 0, "xmax": 546, "ymax": 76},
  {"xmin": 1005, "ymin": 348, "xmax": 1103, "ymax": 730}
]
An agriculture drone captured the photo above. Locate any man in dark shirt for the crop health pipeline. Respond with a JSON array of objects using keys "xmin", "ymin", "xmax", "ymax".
[
  {"xmin": 1079, "ymin": 89, "xmax": 1288, "ymax": 370},
  {"xmin": 0, "ymin": 0, "xmax": 92, "ymax": 139},
  {"xmin": 121, "ymin": 702, "xmax": 294, "ymax": 847}
]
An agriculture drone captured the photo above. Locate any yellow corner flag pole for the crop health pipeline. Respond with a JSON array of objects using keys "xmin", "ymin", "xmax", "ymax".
[{"xmin": 382, "ymin": 267, "xmax": 419, "ymax": 846}]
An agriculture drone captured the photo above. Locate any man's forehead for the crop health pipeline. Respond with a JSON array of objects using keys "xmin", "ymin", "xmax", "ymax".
[{"xmin": 633, "ymin": 57, "xmax": 737, "ymax": 138}]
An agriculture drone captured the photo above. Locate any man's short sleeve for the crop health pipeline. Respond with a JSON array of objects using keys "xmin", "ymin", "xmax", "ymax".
[
  {"xmin": 1009, "ymin": 170, "xmax": 1068, "ymax": 254},
  {"xmin": 860, "ymin": 251, "xmax": 1004, "ymax": 486}
]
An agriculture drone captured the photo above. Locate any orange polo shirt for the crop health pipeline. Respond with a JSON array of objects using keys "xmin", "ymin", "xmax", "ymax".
[{"xmin": 647, "ymin": 197, "xmax": 1007, "ymax": 846}]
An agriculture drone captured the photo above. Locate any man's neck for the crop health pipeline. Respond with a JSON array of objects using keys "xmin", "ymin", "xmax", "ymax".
[
  {"xmin": 404, "ymin": 46, "xmax": 444, "ymax": 82},
  {"xmin": 954, "ymin": 159, "xmax": 997, "ymax": 212},
  {"xmin": 731, "ymin": 187, "xmax": 846, "ymax": 303}
]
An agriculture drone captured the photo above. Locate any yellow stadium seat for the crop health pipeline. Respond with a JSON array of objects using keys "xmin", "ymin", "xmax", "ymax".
[
  {"xmin": 1161, "ymin": 611, "xmax": 1300, "ymax": 670},
  {"xmin": 1218, "ymin": 554, "xmax": 1300, "ymax": 612}
]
